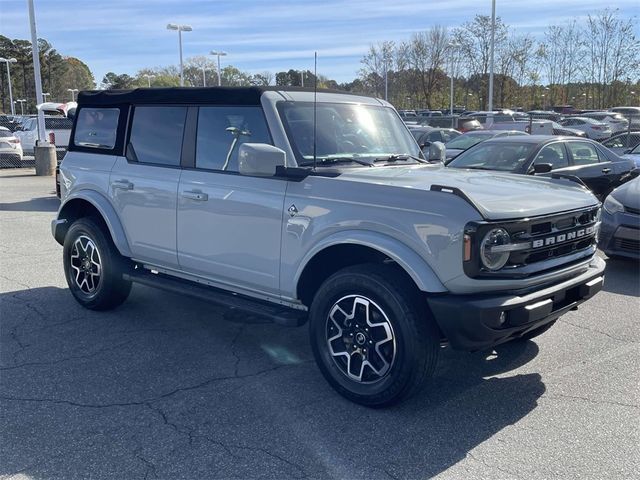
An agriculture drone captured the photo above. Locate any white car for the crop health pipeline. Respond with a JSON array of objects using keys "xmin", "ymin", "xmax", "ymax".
[
  {"xmin": 14, "ymin": 116, "xmax": 72, "ymax": 155},
  {"xmin": 560, "ymin": 117, "xmax": 612, "ymax": 140},
  {"xmin": 0, "ymin": 126, "xmax": 24, "ymax": 167},
  {"xmin": 580, "ymin": 111, "xmax": 629, "ymax": 134},
  {"xmin": 609, "ymin": 107, "xmax": 640, "ymax": 129}
]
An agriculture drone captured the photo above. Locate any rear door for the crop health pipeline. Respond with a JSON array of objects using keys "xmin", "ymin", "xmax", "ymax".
[
  {"xmin": 564, "ymin": 141, "xmax": 613, "ymax": 197},
  {"xmin": 109, "ymin": 105, "xmax": 187, "ymax": 268}
]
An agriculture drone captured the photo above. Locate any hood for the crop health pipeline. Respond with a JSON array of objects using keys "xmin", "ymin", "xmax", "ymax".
[
  {"xmin": 337, "ymin": 164, "xmax": 599, "ymax": 220},
  {"xmin": 612, "ymin": 177, "xmax": 640, "ymax": 210}
]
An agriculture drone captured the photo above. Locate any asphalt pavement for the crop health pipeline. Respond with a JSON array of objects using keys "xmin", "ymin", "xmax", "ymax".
[{"xmin": 1, "ymin": 169, "xmax": 639, "ymax": 480}]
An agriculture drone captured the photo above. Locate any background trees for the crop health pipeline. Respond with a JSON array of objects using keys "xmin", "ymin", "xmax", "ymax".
[{"xmin": 1, "ymin": 8, "xmax": 638, "ymax": 115}]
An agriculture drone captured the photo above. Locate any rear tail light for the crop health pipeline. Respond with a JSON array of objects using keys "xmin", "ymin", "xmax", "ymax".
[
  {"xmin": 9, "ymin": 138, "xmax": 20, "ymax": 144},
  {"xmin": 48, "ymin": 132, "xmax": 56, "ymax": 144},
  {"xmin": 592, "ymin": 126, "xmax": 602, "ymax": 130}
]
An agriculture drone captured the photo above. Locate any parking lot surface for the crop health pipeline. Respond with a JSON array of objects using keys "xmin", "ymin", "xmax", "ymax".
[{"xmin": 1, "ymin": 169, "xmax": 639, "ymax": 480}]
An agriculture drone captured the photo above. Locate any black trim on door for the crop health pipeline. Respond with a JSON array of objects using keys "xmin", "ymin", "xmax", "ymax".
[{"xmin": 181, "ymin": 107, "xmax": 198, "ymax": 168}]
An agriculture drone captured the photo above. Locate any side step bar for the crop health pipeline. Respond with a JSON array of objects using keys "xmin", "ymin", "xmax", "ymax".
[{"xmin": 123, "ymin": 269, "xmax": 307, "ymax": 327}]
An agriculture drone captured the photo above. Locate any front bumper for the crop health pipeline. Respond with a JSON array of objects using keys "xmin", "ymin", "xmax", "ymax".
[
  {"xmin": 427, "ymin": 256, "xmax": 605, "ymax": 351},
  {"xmin": 599, "ymin": 210, "xmax": 640, "ymax": 260}
]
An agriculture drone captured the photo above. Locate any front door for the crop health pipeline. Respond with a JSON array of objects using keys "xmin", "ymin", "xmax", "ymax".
[
  {"xmin": 176, "ymin": 105, "xmax": 285, "ymax": 296},
  {"xmin": 109, "ymin": 105, "xmax": 187, "ymax": 268}
]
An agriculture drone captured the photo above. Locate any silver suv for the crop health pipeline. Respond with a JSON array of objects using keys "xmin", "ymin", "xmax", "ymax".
[{"xmin": 52, "ymin": 87, "xmax": 605, "ymax": 406}]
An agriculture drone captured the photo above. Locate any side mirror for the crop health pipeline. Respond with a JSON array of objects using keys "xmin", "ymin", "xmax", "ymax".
[
  {"xmin": 238, "ymin": 143, "xmax": 286, "ymax": 177},
  {"xmin": 533, "ymin": 163, "xmax": 553, "ymax": 174},
  {"xmin": 427, "ymin": 141, "xmax": 446, "ymax": 163}
]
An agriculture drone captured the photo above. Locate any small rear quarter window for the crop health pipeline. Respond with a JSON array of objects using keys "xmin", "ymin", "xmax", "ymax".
[{"xmin": 74, "ymin": 108, "xmax": 119, "ymax": 149}]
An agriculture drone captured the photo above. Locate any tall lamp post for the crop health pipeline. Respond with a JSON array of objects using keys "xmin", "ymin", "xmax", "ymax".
[
  {"xmin": 0, "ymin": 57, "xmax": 17, "ymax": 115},
  {"xmin": 144, "ymin": 74, "xmax": 156, "ymax": 87},
  {"xmin": 488, "ymin": 0, "xmax": 496, "ymax": 123},
  {"xmin": 67, "ymin": 88, "xmax": 79, "ymax": 101},
  {"xmin": 210, "ymin": 51, "xmax": 227, "ymax": 86},
  {"xmin": 201, "ymin": 67, "xmax": 207, "ymax": 87},
  {"xmin": 448, "ymin": 42, "xmax": 460, "ymax": 115},
  {"xmin": 16, "ymin": 99, "xmax": 26, "ymax": 115},
  {"xmin": 42, "ymin": 92, "xmax": 50, "ymax": 102},
  {"xmin": 167, "ymin": 23, "xmax": 192, "ymax": 86}
]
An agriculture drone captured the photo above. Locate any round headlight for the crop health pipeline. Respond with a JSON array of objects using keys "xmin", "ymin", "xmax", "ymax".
[{"xmin": 480, "ymin": 228, "xmax": 511, "ymax": 271}]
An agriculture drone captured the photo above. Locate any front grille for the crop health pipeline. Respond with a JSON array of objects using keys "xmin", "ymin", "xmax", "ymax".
[
  {"xmin": 615, "ymin": 238, "xmax": 640, "ymax": 252},
  {"xmin": 625, "ymin": 206, "xmax": 640, "ymax": 216},
  {"xmin": 506, "ymin": 207, "xmax": 599, "ymax": 268}
]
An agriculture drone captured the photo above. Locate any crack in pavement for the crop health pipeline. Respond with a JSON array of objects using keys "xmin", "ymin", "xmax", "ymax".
[
  {"xmin": 558, "ymin": 318, "xmax": 637, "ymax": 344},
  {"xmin": 542, "ymin": 392, "xmax": 640, "ymax": 409},
  {"xmin": 133, "ymin": 446, "xmax": 159, "ymax": 480},
  {"xmin": 467, "ymin": 451, "xmax": 524, "ymax": 479}
]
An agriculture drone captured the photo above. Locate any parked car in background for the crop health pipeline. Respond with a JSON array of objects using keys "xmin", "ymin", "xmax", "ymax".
[
  {"xmin": 408, "ymin": 126, "xmax": 461, "ymax": 146},
  {"xmin": 598, "ymin": 177, "xmax": 639, "ymax": 260},
  {"xmin": 580, "ymin": 111, "xmax": 629, "ymax": 134},
  {"xmin": 0, "ymin": 126, "xmax": 23, "ymax": 167},
  {"xmin": 552, "ymin": 105, "xmax": 580, "ymax": 115},
  {"xmin": 467, "ymin": 111, "xmax": 521, "ymax": 125},
  {"xmin": 444, "ymin": 130, "xmax": 527, "ymax": 160},
  {"xmin": 14, "ymin": 115, "xmax": 73, "ymax": 156},
  {"xmin": 420, "ymin": 115, "xmax": 483, "ymax": 133},
  {"xmin": 527, "ymin": 110, "xmax": 565, "ymax": 122},
  {"xmin": 559, "ymin": 117, "xmax": 612, "ymax": 140},
  {"xmin": 550, "ymin": 121, "xmax": 587, "ymax": 137},
  {"xmin": 601, "ymin": 131, "xmax": 640, "ymax": 155},
  {"xmin": 609, "ymin": 107, "xmax": 640, "ymax": 129},
  {"xmin": 621, "ymin": 142, "xmax": 640, "ymax": 167},
  {"xmin": 446, "ymin": 136, "xmax": 636, "ymax": 199}
]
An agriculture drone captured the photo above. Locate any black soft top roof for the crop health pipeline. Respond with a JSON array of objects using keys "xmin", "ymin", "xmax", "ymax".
[{"xmin": 77, "ymin": 86, "xmax": 357, "ymax": 107}]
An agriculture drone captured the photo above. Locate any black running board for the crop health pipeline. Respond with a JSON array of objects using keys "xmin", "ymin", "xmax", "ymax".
[{"xmin": 123, "ymin": 270, "xmax": 307, "ymax": 327}]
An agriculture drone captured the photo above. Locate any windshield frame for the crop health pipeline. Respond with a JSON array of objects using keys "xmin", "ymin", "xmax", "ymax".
[{"xmin": 276, "ymin": 101, "xmax": 423, "ymax": 167}]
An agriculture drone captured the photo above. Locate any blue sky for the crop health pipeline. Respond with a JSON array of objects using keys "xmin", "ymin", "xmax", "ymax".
[{"xmin": 1, "ymin": 0, "xmax": 638, "ymax": 84}]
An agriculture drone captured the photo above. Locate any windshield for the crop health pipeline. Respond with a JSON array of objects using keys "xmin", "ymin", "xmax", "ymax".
[
  {"xmin": 445, "ymin": 132, "xmax": 493, "ymax": 150},
  {"xmin": 277, "ymin": 102, "xmax": 422, "ymax": 166},
  {"xmin": 447, "ymin": 141, "xmax": 538, "ymax": 171}
]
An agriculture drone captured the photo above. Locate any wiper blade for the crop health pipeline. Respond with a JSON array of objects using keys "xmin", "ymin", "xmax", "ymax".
[
  {"xmin": 375, "ymin": 154, "xmax": 428, "ymax": 164},
  {"xmin": 301, "ymin": 156, "xmax": 374, "ymax": 167}
]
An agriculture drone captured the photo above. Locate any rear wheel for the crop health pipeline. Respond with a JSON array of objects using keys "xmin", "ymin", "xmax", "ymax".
[
  {"xmin": 309, "ymin": 264, "xmax": 439, "ymax": 407},
  {"xmin": 63, "ymin": 217, "xmax": 131, "ymax": 310}
]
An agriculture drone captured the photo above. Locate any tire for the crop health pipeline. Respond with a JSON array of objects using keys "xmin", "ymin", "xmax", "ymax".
[
  {"xmin": 63, "ymin": 217, "xmax": 132, "ymax": 310},
  {"xmin": 309, "ymin": 264, "xmax": 439, "ymax": 407},
  {"xmin": 516, "ymin": 320, "xmax": 556, "ymax": 341}
]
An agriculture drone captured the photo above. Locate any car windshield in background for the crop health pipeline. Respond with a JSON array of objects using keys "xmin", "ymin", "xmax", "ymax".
[
  {"xmin": 447, "ymin": 141, "xmax": 538, "ymax": 171},
  {"xmin": 278, "ymin": 102, "xmax": 421, "ymax": 166},
  {"xmin": 445, "ymin": 132, "xmax": 494, "ymax": 150}
]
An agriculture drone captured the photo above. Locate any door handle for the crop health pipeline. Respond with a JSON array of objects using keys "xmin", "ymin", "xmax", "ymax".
[
  {"xmin": 601, "ymin": 168, "xmax": 611, "ymax": 174},
  {"xmin": 181, "ymin": 190, "xmax": 208, "ymax": 201},
  {"xmin": 112, "ymin": 179, "xmax": 134, "ymax": 190}
]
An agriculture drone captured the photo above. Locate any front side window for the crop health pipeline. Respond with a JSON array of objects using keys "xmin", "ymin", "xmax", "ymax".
[
  {"xmin": 278, "ymin": 102, "xmax": 421, "ymax": 166},
  {"xmin": 74, "ymin": 108, "xmax": 119, "ymax": 149},
  {"xmin": 195, "ymin": 106, "xmax": 271, "ymax": 172},
  {"xmin": 447, "ymin": 142, "xmax": 538, "ymax": 172},
  {"xmin": 129, "ymin": 106, "xmax": 187, "ymax": 166},
  {"xmin": 567, "ymin": 142, "xmax": 600, "ymax": 166},
  {"xmin": 533, "ymin": 144, "xmax": 568, "ymax": 170}
]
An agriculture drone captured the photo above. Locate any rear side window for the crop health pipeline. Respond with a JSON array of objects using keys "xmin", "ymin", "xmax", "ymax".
[
  {"xmin": 129, "ymin": 106, "xmax": 187, "ymax": 166},
  {"xmin": 195, "ymin": 106, "xmax": 271, "ymax": 172},
  {"xmin": 45, "ymin": 117, "xmax": 73, "ymax": 130},
  {"xmin": 74, "ymin": 108, "xmax": 120, "ymax": 149},
  {"xmin": 567, "ymin": 142, "xmax": 600, "ymax": 165}
]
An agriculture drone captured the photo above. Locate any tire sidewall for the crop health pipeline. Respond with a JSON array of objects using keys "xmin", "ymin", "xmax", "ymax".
[{"xmin": 309, "ymin": 268, "xmax": 429, "ymax": 405}]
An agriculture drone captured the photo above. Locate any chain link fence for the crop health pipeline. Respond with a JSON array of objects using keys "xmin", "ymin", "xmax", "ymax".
[{"xmin": 0, "ymin": 116, "xmax": 69, "ymax": 169}]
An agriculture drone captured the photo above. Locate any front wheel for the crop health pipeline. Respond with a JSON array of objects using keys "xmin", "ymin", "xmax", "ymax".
[
  {"xmin": 63, "ymin": 217, "xmax": 132, "ymax": 310},
  {"xmin": 309, "ymin": 264, "xmax": 439, "ymax": 407}
]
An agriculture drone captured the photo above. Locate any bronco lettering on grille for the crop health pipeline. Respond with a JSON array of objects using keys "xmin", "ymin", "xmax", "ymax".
[{"xmin": 531, "ymin": 226, "xmax": 595, "ymax": 249}]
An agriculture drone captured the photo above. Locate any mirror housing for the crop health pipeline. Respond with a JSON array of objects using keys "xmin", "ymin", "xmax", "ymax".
[
  {"xmin": 533, "ymin": 163, "xmax": 553, "ymax": 174},
  {"xmin": 427, "ymin": 141, "xmax": 446, "ymax": 163},
  {"xmin": 238, "ymin": 143, "xmax": 286, "ymax": 177}
]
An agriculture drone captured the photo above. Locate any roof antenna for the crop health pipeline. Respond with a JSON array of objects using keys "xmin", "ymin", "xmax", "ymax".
[{"xmin": 313, "ymin": 51, "xmax": 318, "ymax": 171}]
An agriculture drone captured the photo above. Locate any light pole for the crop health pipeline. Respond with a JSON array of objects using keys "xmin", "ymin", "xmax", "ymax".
[
  {"xmin": 27, "ymin": 0, "xmax": 46, "ymax": 143},
  {"xmin": 201, "ymin": 67, "xmax": 207, "ymax": 87},
  {"xmin": 67, "ymin": 88, "xmax": 78, "ymax": 101},
  {"xmin": 144, "ymin": 74, "xmax": 155, "ymax": 87},
  {"xmin": 488, "ymin": 0, "xmax": 496, "ymax": 120},
  {"xmin": 300, "ymin": 70, "xmax": 304, "ymax": 87},
  {"xmin": 210, "ymin": 51, "xmax": 227, "ymax": 86},
  {"xmin": 16, "ymin": 99, "xmax": 26, "ymax": 115},
  {"xmin": 383, "ymin": 57, "xmax": 388, "ymax": 101},
  {"xmin": 42, "ymin": 92, "xmax": 50, "ymax": 102},
  {"xmin": 448, "ymin": 42, "xmax": 460, "ymax": 115},
  {"xmin": 167, "ymin": 23, "xmax": 192, "ymax": 86},
  {"xmin": 0, "ymin": 57, "xmax": 17, "ymax": 115}
]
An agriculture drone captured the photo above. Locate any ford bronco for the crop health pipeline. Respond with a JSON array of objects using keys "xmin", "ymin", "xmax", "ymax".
[{"xmin": 52, "ymin": 87, "xmax": 605, "ymax": 406}]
